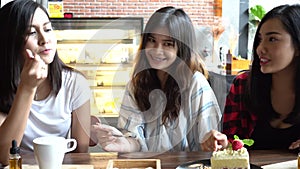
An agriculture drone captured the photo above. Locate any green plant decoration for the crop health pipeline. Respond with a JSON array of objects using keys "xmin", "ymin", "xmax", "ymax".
[{"xmin": 249, "ymin": 5, "xmax": 266, "ymax": 26}]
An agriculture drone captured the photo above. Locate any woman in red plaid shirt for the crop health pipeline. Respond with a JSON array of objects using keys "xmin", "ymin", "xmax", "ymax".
[{"xmin": 201, "ymin": 4, "xmax": 300, "ymax": 151}]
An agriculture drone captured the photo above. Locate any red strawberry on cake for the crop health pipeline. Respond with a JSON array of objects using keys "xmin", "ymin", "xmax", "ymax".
[{"xmin": 232, "ymin": 139, "xmax": 244, "ymax": 150}]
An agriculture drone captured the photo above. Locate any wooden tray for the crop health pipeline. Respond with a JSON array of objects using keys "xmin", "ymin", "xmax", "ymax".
[
  {"xmin": 106, "ymin": 159, "xmax": 161, "ymax": 169},
  {"xmin": 4, "ymin": 164, "xmax": 94, "ymax": 169}
]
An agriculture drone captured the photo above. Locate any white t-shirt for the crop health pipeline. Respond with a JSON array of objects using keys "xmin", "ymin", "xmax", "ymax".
[
  {"xmin": 118, "ymin": 71, "xmax": 222, "ymax": 152},
  {"xmin": 21, "ymin": 70, "xmax": 91, "ymax": 152}
]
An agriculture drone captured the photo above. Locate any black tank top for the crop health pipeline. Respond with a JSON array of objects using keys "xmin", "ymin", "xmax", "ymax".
[{"xmin": 251, "ymin": 118, "xmax": 300, "ymax": 150}]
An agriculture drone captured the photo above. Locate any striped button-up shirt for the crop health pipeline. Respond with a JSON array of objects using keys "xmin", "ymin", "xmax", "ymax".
[{"xmin": 117, "ymin": 71, "xmax": 222, "ymax": 152}]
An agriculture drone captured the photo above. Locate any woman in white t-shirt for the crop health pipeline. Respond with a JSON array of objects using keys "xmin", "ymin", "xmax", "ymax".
[{"xmin": 0, "ymin": 0, "xmax": 91, "ymax": 165}]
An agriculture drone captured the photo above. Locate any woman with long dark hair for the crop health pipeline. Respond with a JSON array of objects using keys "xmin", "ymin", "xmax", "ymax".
[
  {"xmin": 201, "ymin": 4, "xmax": 300, "ymax": 151},
  {"xmin": 94, "ymin": 6, "xmax": 221, "ymax": 152},
  {"xmin": 0, "ymin": 0, "xmax": 91, "ymax": 165}
]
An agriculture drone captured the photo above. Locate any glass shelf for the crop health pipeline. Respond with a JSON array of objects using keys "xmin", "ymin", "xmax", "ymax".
[{"xmin": 51, "ymin": 17, "xmax": 143, "ymax": 118}]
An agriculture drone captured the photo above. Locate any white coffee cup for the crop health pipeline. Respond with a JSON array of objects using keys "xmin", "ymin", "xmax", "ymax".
[{"xmin": 33, "ymin": 136, "xmax": 77, "ymax": 169}]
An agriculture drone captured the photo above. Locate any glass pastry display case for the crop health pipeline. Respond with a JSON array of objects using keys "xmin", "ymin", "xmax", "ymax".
[{"xmin": 51, "ymin": 18, "xmax": 143, "ymax": 118}]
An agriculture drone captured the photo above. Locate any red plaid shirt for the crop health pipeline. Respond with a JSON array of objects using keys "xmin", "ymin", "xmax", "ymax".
[{"xmin": 222, "ymin": 71, "xmax": 258, "ymax": 141}]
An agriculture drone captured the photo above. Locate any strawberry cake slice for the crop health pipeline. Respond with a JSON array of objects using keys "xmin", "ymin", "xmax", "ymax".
[{"xmin": 210, "ymin": 135, "xmax": 254, "ymax": 169}]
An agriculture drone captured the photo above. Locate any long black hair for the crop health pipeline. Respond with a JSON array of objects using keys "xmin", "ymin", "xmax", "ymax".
[
  {"xmin": 245, "ymin": 4, "xmax": 300, "ymax": 124},
  {"xmin": 0, "ymin": 0, "xmax": 72, "ymax": 114}
]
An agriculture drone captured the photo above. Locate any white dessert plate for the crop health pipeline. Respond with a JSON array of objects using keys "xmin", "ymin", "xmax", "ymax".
[
  {"xmin": 176, "ymin": 159, "xmax": 262, "ymax": 169},
  {"xmin": 261, "ymin": 159, "xmax": 297, "ymax": 169}
]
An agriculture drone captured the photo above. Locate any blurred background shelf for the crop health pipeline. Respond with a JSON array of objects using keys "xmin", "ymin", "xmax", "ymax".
[{"xmin": 51, "ymin": 17, "xmax": 143, "ymax": 126}]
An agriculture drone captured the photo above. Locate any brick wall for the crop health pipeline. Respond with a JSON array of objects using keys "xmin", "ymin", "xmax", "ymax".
[{"xmin": 62, "ymin": 0, "xmax": 220, "ymax": 27}]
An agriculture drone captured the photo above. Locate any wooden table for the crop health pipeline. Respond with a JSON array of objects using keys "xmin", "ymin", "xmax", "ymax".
[{"xmin": 14, "ymin": 149, "xmax": 298, "ymax": 169}]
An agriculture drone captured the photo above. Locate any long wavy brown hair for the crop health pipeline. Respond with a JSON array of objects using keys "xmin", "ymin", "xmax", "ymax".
[{"xmin": 131, "ymin": 6, "xmax": 208, "ymax": 125}]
